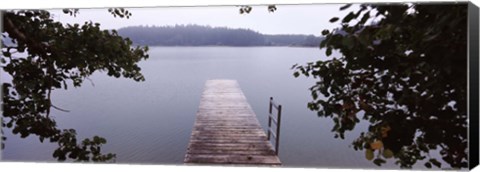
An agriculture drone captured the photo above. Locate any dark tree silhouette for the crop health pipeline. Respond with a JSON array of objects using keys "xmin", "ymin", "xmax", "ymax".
[
  {"xmin": 293, "ymin": 3, "xmax": 468, "ymax": 169},
  {"xmin": 1, "ymin": 9, "xmax": 149, "ymax": 162}
]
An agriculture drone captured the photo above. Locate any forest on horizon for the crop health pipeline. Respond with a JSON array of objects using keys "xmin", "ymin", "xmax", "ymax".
[{"xmin": 117, "ymin": 24, "xmax": 324, "ymax": 47}]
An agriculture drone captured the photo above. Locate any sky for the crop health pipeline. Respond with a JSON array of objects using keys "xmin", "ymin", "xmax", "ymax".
[{"xmin": 49, "ymin": 4, "xmax": 355, "ymax": 36}]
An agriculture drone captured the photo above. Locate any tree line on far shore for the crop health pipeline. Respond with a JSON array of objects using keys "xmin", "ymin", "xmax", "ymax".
[{"xmin": 117, "ymin": 24, "xmax": 324, "ymax": 47}]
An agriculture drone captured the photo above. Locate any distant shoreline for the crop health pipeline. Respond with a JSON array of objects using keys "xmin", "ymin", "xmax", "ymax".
[
  {"xmin": 133, "ymin": 45, "xmax": 320, "ymax": 48},
  {"xmin": 119, "ymin": 25, "xmax": 324, "ymax": 47}
]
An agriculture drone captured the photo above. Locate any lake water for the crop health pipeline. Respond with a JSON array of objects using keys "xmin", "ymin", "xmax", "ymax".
[{"xmin": 2, "ymin": 46, "xmax": 404, "ymax": 169}]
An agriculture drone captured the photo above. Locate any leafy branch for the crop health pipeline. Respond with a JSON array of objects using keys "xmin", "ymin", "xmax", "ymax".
[
  {"xmin": 293, "ymin": 3, "xmax": 467, "ymax": 169},
  {"xmin": 1, "ymin": 9, "xmax": 149, "ymax": 162}
]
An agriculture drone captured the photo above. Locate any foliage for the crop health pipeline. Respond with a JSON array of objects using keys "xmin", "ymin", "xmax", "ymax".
[
  {"xmin": 1, "ymin": 9, "xmax": 149, "ymax": 162},
  {"xmin": 293, "ymin": 3, "xmax": 468, "ymax": 169},
  {"xmin": 117, "ymin": 24, "xmax": 323, "ymax": 47},
  {"xmin": 239, "ymin": 5, "xmax": 277, "ymax": 14}
]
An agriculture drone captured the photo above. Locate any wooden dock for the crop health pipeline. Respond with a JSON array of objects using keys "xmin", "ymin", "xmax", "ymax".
[{"xmin": 184, "ymin": 80, "xmax": 281, "ymax": 165}]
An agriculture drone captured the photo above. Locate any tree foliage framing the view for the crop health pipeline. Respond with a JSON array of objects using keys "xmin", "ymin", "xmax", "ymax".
[
  {"xmin": 292, "ymin": 3, "xmax": 468, "ymax": 169},
  {"xmin": 1, "ymin": 8, "xmax": 149, "ymax": 162}
]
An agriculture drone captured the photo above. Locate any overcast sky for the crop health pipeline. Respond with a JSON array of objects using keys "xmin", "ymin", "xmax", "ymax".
[{"xmin": 49, "ymin": 4, "xmax": 355, "ymax": 36}]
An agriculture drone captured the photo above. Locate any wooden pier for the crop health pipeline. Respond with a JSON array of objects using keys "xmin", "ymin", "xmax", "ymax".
[{"xmin": 184, "ymin": 80, "xmax": 281, "ymax": 165}]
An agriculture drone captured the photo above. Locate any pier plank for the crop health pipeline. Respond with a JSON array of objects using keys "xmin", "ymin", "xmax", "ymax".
[{"xmin": 184, "ymin": 80, "xmax": 281, "ymax": 165}]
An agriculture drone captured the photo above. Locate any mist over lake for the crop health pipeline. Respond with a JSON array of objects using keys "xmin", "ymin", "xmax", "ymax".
[{"xmin": 2, "ymin": 46, "xmax": 397, "ymax": 168}]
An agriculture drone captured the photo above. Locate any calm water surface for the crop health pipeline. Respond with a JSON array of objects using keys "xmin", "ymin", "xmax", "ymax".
[{"xmin": 3, "ymin": 47, "xmax": 405, "ymax": 168}]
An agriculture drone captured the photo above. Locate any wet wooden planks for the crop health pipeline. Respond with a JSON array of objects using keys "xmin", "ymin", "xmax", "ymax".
[{"xmin": 184, "ymin": 80, "xmax": 281, "ymax": 165}]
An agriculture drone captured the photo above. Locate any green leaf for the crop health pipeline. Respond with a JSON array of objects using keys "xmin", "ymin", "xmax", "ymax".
[
  {"xmin": 82, "ymin": 138, "xmax": 90, "ymax": 145},
  {"xmin": 382, "ymin": 149, "xmax": 393, "ymax": 158},
  {"xmin": 268, "ymin": 5, "xmax": 277, "ymax": 12},
  {"xmin": 326, "ymin": 47, "xmax": 332, "ymax": 56},
  {"xmin": 99, "ymin": 137, "xmax": 107, "ymax": 144},
  {"xmin": 429, "ymin": 159, "xmax": 442, "ymax": 168},
  {"xmin": 329, "ymin": 17, "xmax": 340, "ymax": 23},
  {"xmin": 339, "ymin": 4, "xmax": 352, "ymax": 11},
  {"xmin": 365, "ymin": 149, "xmax": 374, "ymax": 160},
  {"xmin": 342, "ymin": 12, "xmax": 355, "ymax": 23},
  {"xmin": 424, "ymin": 162, "xmax": 432, "ymax": 168},
  {"xmin": 53, "ymin": 149, "xmax": 61, "ymax": 158},
  {"xmin": 312, "ymin": 91, "xmax": 318, "ymax": 100},
  {"xmin": 322, "ymin": 29, "xmax": 330, "ymax": 36},
  {"xmin": 293, "ymin": 72, "xmax": 300, "ymax": 77},
  {"xmin": 360, "ymin": 11, "xmax": 370, "ymax": 24},
  {"xmin": 373, "ymin": 158, "xmax": 386, "ymax": 166},
  {"xmin": 291, "ymin": 64, "xmax": 298, "ymax": 69},
  {"xmin": 245, "ymin": 6, "xmax": 252, "ymax": 13}
]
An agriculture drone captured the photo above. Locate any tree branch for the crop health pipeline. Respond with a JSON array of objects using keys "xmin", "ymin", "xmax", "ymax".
[
  {"xmin": 4, "ymin": 13, "xmax": 49, "ymax": 57},
  {"xmin": 51, "ymin": 104, "xmax": 70, "ymax": 113}
]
